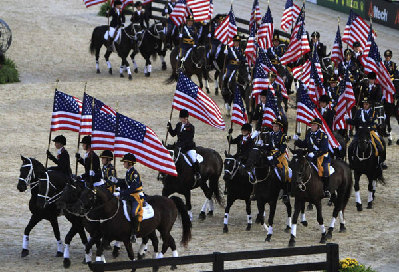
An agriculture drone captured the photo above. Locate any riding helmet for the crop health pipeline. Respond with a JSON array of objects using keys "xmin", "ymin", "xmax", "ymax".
[
  {"xmin": 114, "ymin": 0, "xmax": 122, "ymax": 6},
  {"xmin": 260, "ymin": 89, "xmax": 268, "ymax": 97},
  {"xmin": 187, "ymin": 15, "xmax": 194, "ymax": 21},
  {"xmin": 273, "ymin": 32, "xmax": 280, "ymax": 41},
  {"xmin": 100, "ymin": 150, "xmax": 114, "ymax": 159},
  {"xmin": 319, "ymin": 94, "xmax": 330, "ymax": 104},
  {"xmin": 353, "ymin": 41, "xmax": 361, "ymax": 48},
  {"xmin": 344, "ymin": 48, "xmax": 353, "ymax": 56},
  {"xmin": 241, "ymin": 123, "xmax": 252, "ymax": 132},
  {"xmin": 135, "ymin": 1, "xmax": 142, "ymax": 7},
  {"xmin": 121, "ymin": 153, "xmax": 136, "ymax": 164},
  {"xmin": 52, "ymin": 135, "xmax": 66, "ymax": 146},
  {"xmin": 311, "ymin": 31, "xmax": 320, "ymax": 39},
  {"xmin": 272, "ymin": 119, "xmax": 283, "ymax": 127},
  {"xmin": 80, "ymin": 135, "xmax": 91, "ymax": 145},
  {"xmin": 179, "ymin": 109, "xmax": 189, "ymax": 118},
  {"xmin": 310, "ymin": 118, "xmax": 322, "ymax": 127},
  {"xmin": 367, "ymin": 72, "xmax": 377, "ymax": 80},
  {"xmin": 362, "ymin": 97, "xmax": 370, "ymax": 104},
  {"xmin": 232, "ymin": 35, "xmax": 241, "ymax": 42},
  {"xmin": 269, "ymin": 71, "xmax": 276, "ymax": 78},
  {"xmin": 384, "ymin": 49, "xmax": 393, "ymax": 58},
  {"xmin": 328, "ymin": 75, "xmax": 338, "ymax": 83}
]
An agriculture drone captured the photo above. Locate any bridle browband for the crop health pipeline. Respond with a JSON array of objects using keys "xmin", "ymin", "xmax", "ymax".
[{"xmin": 19, "ymin": 158, "xmax": 38, "ymax": 190}]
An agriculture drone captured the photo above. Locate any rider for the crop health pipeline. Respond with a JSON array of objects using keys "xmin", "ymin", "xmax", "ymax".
[
  {"xmin": 131, "ymin": 1, "xmax": 146, "ymax": 29},
  {"xmin": 383, "ymin": 49, "xmax": 398, "ymax": 79},
  {"xmin": 326, "ymin": 75, "xmax": 339, "ymax": 109},
  {"xmin": 168, "ymin": 109, "xmax": 201, "ymax": 181},
  {"xmin": 227, "ymin": 123, "xmax": 254, "ymax": 166},
  {"xmin": 338, "ymin": 49, "xmax": 359, "ymax": 83},
  {"xmin": 265, "ymin": 119, "xmax": 290, "ymax": 202},
  {"xmin": 269, "ymin": 71, "xmax": 286, "ymax": 112},
  {"xmin": 99, "ymin": 150, "xmax": 116, "ymax": 192},
  {"xmin": 252, "ymin": 89, "xmax": 270, "ymax": 142},
  {"xmin": 293, "ymin": 118, "xmax": 332, "ymax": 198},
  {"xmin": 106, "ymin": 0, "xmax": 126, "ymax": 52},
  {"xmin": 162, "ymin": 0, "xmax": 177, "ymax": 49},
  {"xmin": 223, "ymin": 35, "xmax": 246, "ymax": 89},
  {"xmin": 208, "ymin": 14, "xmax": 225, "ymax": 66},
  {"xmin": 46, "ymin": 135, "xmax": 72, "ymax": 177},
  {"xmin": 310, "ymin": 31, "xmax": 327, "ymax": 61},
  {"xmin": 346, "ymin": 97, "xmax": 386, "ymax": 169},
  {"xmin": 318, "ymin": 95, "xmax": 334, "ymax": 131},
  {"xmin": 75, "ymin": 136, "xmax": 102, "ymax": 186},
  {"xmin": 359, "ymin": 72, "xmax": 382, "ymax": 106},
  {"xmin": 115, "ymin": 153, "xmax": 144, "ymax": 243},
  {"xmin": 267, "ymin": 32, "xmax": 285, "ymax": 65},
  {"xmin": 179, "ymin": 15, "xmax": 198, "ymax": 65}
]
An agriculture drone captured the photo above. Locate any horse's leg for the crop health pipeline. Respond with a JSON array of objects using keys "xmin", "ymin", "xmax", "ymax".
[
  {"xmin": 197, "ymin": 73, "xmax": 204, "ymax": 90},
  {"xmin": 145, "ymin": 58, "xmax": 152, "ymax": 77},
  {"xmin": 94, "ymin": 238, "xmax": 106, "ymax": 263},
  {"xmin": 104, "ymin": 50, "xmax": 112, "ymax": 74},
  {"xmin": 112, "ymin": 241, "xmax": 121, "ymax": 258},
  {"xmin": 138, "ymin": 236, "xmax": 149, "ymax": 260},
  {"xmin": 95, "ymin": 47, "xmax": 101, "ymax": 74},
  {"xmin": 223, "ymin": 195, "xmax": 234, "ymax": 233},
  {"xmin": 203, "ymin": 68, "xmax": 210, "ymax": 94},
  {"xmin": 64, "ymin": 222, "xmax": 86, "ymax": 268},
  {"xmin": 85, "ymin": 236, "xmax": 97, "ymax": 265},
  {"xmin": 326, "ymin": 201, "xmax": 341, "ymax": 240},
  {"xmin": 168, "ymin": 236, "xmax": 178, "ymax": 270},
  {"xmin": 255, "ymin": 196, "xmax": 265, "ymax": 226},
  {"xmin": 199, "ymin": 199, "xmax": 209, "ymax": 220},
  {"xmin": 214, "ymin": 71, "xmax": 219, "ymax": 95},
  {"xmin": 159, "ymin": 50, "xmax": 167, "ymax": 70},
  {"xmin": 354, "ymin": 171, "xmax": 363, "ymax": 211},
  {"xmin": 300, "ymin": 202, "xmax": 308, "ymax": 227},
  {"xmin": 367, "ymin": 175, "xmax": 374, "ymax": 209},
  {"xmin": 284, "ymin": 198, "xmax": 292, "ymax": 233},
  {"xmin": 199, "ymin": 181, "xmax": 212, "ymax": 220},
  {"xmin": 208, "ymin": 198, "xmax": 214, "ymax": 216},
  {"xmin": 386, "ymin": 114, "xmax": 393, "ymax": 145},
  {"xmin": 184, "ymin": 192, "xmax": 193, "ymax": 221},
  {"xmin": 21, "ymin": 213, "xmax": 42, "ymax": 257},
  {"xmin": 265, "ymin": 200, "xmax": 277, "ymax": 242},
  {"xmin": 123, "ymin": 239, "xmax": 135, "ymax": 261},
  {"xmin": 338, "ymin": 210, "xmax": 347, "ymax": 233},
  {"xmin": 245, "ymin": 199, "xmax": 252, "ymax": 231},
  {"xmin": 148, "ymin": 231, "xmax": 159, "ymax": 258},
  {"xmin": 288, "ymin": 198, "xmax": 301, "ymax": 247},
  {"xmin": 315, "ymin": 201, "xmax": 327, "ymax": 244},
  {"xmin": 122, "ymin": 57, "xmax": 132, "ymax": 80},
  {"xmin": 49, "ymin": 216, "xmax": 63, "ymax": 257},
  {"xmin": 129, "ymin": 52, "xmax": 138, "ymax": 73}
]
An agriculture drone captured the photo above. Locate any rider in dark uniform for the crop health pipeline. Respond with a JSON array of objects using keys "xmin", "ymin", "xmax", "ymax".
[
  {"xmin": 338, "ymin": 49, "xmax": 360, "ymax": 83},
  {"xmin": 208, "ymin": 14, "xmax": 225, "ymax": 66},
  {"xmin": 223, "ymin": 35, "xmax": 246, "ymax": 90},
  {"xmin": 227, "ymin": 123, "xmax": 254, "ymax": 165},
  {"xmin": 131, "ymin": 1, "xmax": 146, "ymax": 29},
  {"xmin": 325, "ymin": 75, "xmax": 340, "ymax": 109},
  {"xmin": 163, "ymin": 0, "xmax": 177, "ymax": 48},
  {"xmin": 179, "ymin": 15, "xmax": 198, "ymax": 65},
  {"xmin": 267, "ymin": 32, "xmax": 286, "ymax": 64},
  {"xmin": 75, "ymin": 136, "xmax": 102, "ymax": 186},
  {"xmin": 383, "ymin": 49, "xmax": 398, "ymax": 79},
  {"xmin": 359, "ymin": 72, "xmax": 383, "ymax": 107},
  {"xmin": 107, "ymin": 0, "xmax": 126, "ymax": 51},
  {"xmin": 318, "ymin": 95, "xmax": 334, "ymax": 131},
  {"xmin": 294, "ymin": 118, "xmax": 332, "ymax": 198},
  {"xmin": 46, "ymin": 135, "xmax": 72, "ymax": 177},
  {"xmin": 252, "ymin": 89, "xmax": 270, "ymax": 140},
  {"xmin": 310, "ymin": 31, "xmax": 327, "ymax": 62},
  {"xmin": 168, "ymin": 109, "xmax": 201, "ymax": 181},
  {"xmin": 99, "ymin": 150, "xmax": 116, "ymax": 192}
]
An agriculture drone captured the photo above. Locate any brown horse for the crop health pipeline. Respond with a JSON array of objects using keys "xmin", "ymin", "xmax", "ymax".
[
  {"xmin": 288, "ymin": 149, "xmax": 352, "ymax": 247},
  {"xmin": 73, "ymin": 186, "xmax": 191, "ymax": 269}
]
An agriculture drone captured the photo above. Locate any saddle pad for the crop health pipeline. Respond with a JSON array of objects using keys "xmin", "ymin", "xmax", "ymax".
[
  {"xmin": 183, "ymin": 154, "xmax": 203, "ymax": 166},
  {"xmin": 122, "ymin": 200, "xmax": 154, "ymax": 222}
]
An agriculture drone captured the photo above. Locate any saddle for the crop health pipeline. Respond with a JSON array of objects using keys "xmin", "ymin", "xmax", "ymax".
[
  {"xmin": 122, "ymin": 200, "xmax": 154, "ymax": 222},
  {"xmin": 182, "ymin": 153, "xmax": 203, "ymax": 166}
]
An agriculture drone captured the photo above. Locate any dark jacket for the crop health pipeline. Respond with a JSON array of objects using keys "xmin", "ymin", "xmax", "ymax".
[
  {"xmin": 338, "ymin": 59, "xmax": 361, "ymax": 82},
  {"xmin": 253, "ymin": 103, "xmax": 266, "ymax": 131},
  {"xmin": 310, "ymin": 42, "xmax": 327, "ymax": 60},
  {"xmin": 48, "ymin": 147, "xmax": 71, "ymax": 176},
  {"xmin": 347, "ymin": 108, "xmax": 377, "ymax": 130},
  {"xmin": 108, "ymin": 8, "xmax": 126, "ymax": 28},
  {"xmin": 162, "ymin": 1, "xmax": 176, "ymax": 16},
  {"xmin": 359, "ymin": 80, "xmax": 383, "ymax": 105},
  {"xmin": 384, "ymin": 60, "xmax": 398, "ymax": 79},
  {"xmin": 227, "ymin": 134, "xmax": 254, "ymax": 159},
  {"xmin": 168, "ymin": 122, "xmax": 196, "ymax": 152},
  {"xmin": 226, "ymin": 46, "xmax": 245, "ymax": 70},
  {"xmin": 295, "ymin": 129, "xmax": 329, "ymax": 158},
  {"xmin": 102, "ymin": 164, "xmax": 115, "ymax": 181},
  {"xmin": 319, "ymin": 107, "xmax": 335, "ymax": 131},
  {"xmin": 264, "ymin": 131, "xmax": 287, "ymax": 159},
  {"xmin": 120, "ymin": 167, "xmax": 142, "ymax": 199},
  {"xmin": 131, "ymin": 10, "xmax": 146, "ymax": 28},
  {"xmin": 77, "ymin": 150, "xmax": 102, "ymax": 184}
]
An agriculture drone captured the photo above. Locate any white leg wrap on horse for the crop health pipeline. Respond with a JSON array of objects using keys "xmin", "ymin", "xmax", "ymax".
[
  {"xmin": 205, "ymin": 79, "xmax": 209, "ymax": 89},
  {"xmin": 22, "ymin": 235, "xmax": 29, "ymax": 249},
  {"xmin": 339, "ymin": 211, "xmax": 345, "ymax": 224},
  {"xmin": 368, "ymin": 191, "xmax": 373, "ymax": 202},
  {"xmin": 139, "ymin": 243, "xmax": 146, "ymax": 255},
  {"xmin": 215, "ymin": 78, "xmax": 219, "ymax": 90},
  {"xmin": 85, "ymin": 253, "xmax": 92, "ymax": 263},
  {"xmin": 160, "ymin": 55, "xmax": 165, "ymax": 63},
  {"xmin": 148, "ymin": 64, "xmax": 152, "ymax": 73},
  {"xmin": 263, "ymin": 223, "xmax": 268, "ymax": 231},
  {"xmin": 201, "ymin": 199, "xmax": 208, "ymax": 213},
  {"xmin": 188, "ymin": 210, "xmax": 193, "ymax": 221},
  {"xmin": 291, "ymin": 224, "xmax": 297, "ymax": 237},
  {"xmin": 114, "ymin": 241, "xmax": 121, "ymax": 248},
  {"xmin": 286, "ymin": 217, "xmax": 292, "ymax": 228},
  {"xmin": 267, "ymin": 225, "xmax": 273, "ymax": 235},
  {"xmin": 300, "ymin": 213, "xmax": 306, "ymax": 222},
  {"xmin": 263, "ymin": 211, "xmax": 266, "ymax": 217},
  {"xmin": 127, "ymin": 66, "xmax": 131, "ymax": 75},
  {"xmin": 329, "ymin": 217, "xmax": 336, "ymax": 228},
  {"xmin": 132, "ymin": 60, "xmax": 138, "ymax": 69},
  {"xmin": 247, "ymin": 215, "xmax": 252, "ymax": 224},
  {"xmin": 144, "ymin": 244, "xmax": 148, "ymax": 251},
  {"xmin": 96, "ymin": 62, "xmax": 99, "ymax": 70},
  {"xmin": 224, "ymin": 213, "xmax": 229, "ymax": 225},
  {"xmin": 320, "ymin": 224, "xmax": 326, "ymax": 234},
  {"xmin": 119, "ymin": 66, "xmax": 123, "ymax": 74},
  {"xmin": 355, "ymin": 191, "xmax": 361, "ymax": 204},
  {"xmin": 172, "ymin": 250, "xmax": 178, "ymax": 258},
  {"xmin": 156, "ymin": 253, "xmax": 163, "ymax": 259},
  {"xmin": 106, "ymin": 61, "xmax": 111, "ymax": 69},
  {"xmin": 101, "ymin": 255, "xmax": 106, "ymax": 263},
  {"xmin": 57, "ymin": 240, "xmax": 63, "ymax": 252},
  {"xmin": 96, "ymin": 256, "xmax": 102, "ymax": 262},
  {"xmin": 209, "ymin": 199, "xmax": 214, "ymax": 211},
  {"xmin": 63, "ymin": 244, "xmax": 70, "ymax": 259},
  {"xmin": 372, "ymin": 180, "xmax": 377, "ymax": 191},
  {"xmin": 153, "ymin": 252, "xmax": 158, "ymax": 258},
  {"xmin": 144, "ymin": 65, "xmax": 148, "ymax": 74}
]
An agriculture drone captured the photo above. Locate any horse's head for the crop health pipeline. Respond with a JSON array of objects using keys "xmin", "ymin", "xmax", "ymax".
[
  {"xmin": 191, "ymin": 45, "xmax": 206, "ymax": 68},
  {"xmin": 18, "ymin": 156, "xmax": 45, "ymax": 192},
  {"xmin": 68, "ymin": 186, "xmax": 97, "ymax": 215},
  {"xmin": 237, "ymin": 62, "xmax": 250, "ymax": 88},
  {"xmin": 223, "ymin": 151, "xmax": 238, "ymax": 181},
  {"xmin": 149, "ymin": 21, "xmax": 165, "ymax": 40},
  {"xmin": 56, "ymin": 180, "xmax": 82, "ymax": 210},
  {"xmin": 289, "ymin": 149, "xmax": 310, "ymax": 185},
  {"xmin": 357, "ymin": 127, "xmax": 372, "ymax": 151}
]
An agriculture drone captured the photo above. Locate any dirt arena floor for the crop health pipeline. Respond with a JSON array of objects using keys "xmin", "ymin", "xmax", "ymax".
[{"xmin": 1, "ymin": 0, "xmax": 399, "ymax": 271}]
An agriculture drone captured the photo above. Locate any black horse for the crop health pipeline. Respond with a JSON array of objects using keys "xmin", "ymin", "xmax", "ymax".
[
  {"xmin": 160, "ymin": 145, "xmax": 223, "ymax": 221},
  {"xmin": 245, "ymin": 148, "xmax": 293, "ymax": 242},
  {"xmin": 89, "ymin": 23, "xmax": 137, "ymax": 79},
  {"xmin": 348, "ymin": 127, "xmax": 385, "ymax": 211},
  {"xmin": 222, "ymin": 153, "xmax": 253, "ymax": 233},
  {"xmin": 288, "ymin": 149, "xmax": 352, "ymax": 247}
]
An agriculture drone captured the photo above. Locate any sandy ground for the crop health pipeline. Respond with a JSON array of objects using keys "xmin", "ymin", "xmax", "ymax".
[{"xmin": 1, "ymin": 0, "xmax": 399, "ymax": 271}]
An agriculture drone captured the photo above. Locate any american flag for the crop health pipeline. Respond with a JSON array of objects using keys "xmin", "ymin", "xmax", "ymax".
[
  {"xmin": 252, "ymin": 57, "xmax": 270, "ymax": 99},
  {"xmin": 244, "ymin": 23, "xmax": 258, "ymax": 67},
  {"xmin": 331, "ymin": 25, "xmax": 344, "ymax": 67},
  {"xmin": 214, "ymin": 5, "xmax": 237, "ymax": 47},
  {"xmin": 249, "ymin": 0, "xmax": 261, "ymax": 30},
  {"xmin": 187, "ymin": 0, "xmax": 211, "ymax": 22},
  {"xmin": 173, "ymin": 73, "xmax": 225, "ymax": 130},
  {"xmin": 280, "ymin": 7, "xmax": 310, "ymax": 65},
  {"xmin": 231, "ymin": 86, "xmax": 248, "ymax": 126},
  {"xmin": 51, "ymin": 90, "xmax": 82, "ymax": 132},
  {"xmin": 296, "ymin": 83, "xmax": 340, "ymax": 149},
  {"xmin": 361, "ymin": 26, "xmax": 395, "ymax": 103},
  {"xmin": 209, "ymin": 0, "xmax": 214, "ymax": 21},
  {"xmin": 257, "ymin": 6, "xmax": 274, "ymax": 50},
  {"xmin": 80, "ymin": 93, "xmax": 94, "ymax": 135},
  {"xmin": 170, "ymin": 0, "xmax": 189, "ymax": 26},
  {"xmin": 91, "ymin": 99, "xmax": 117, "ymax": 151},
  {"xmin": 333, "ymin": 70, "xmax": 355, "ymax": 130},
  {"xmin": 143, "ymin": 0, "xmax": 154, "ymax": 4},
  {"xmin": 83, "ymin": 0, "xmax": 107, "ymax": 8},
  {"xmin": 280, "ymin": 0, "xmax": 301, "ymax": 32},
  {"xmin": 342, "ymin": 9, "xmax": 375, "ymax": 50},
  {"xmin": 114, "ymin": 113, "xmax": 177, "ymax": 176},
  {"xmin": 262, "ymin": 90, "xmax": 278, "ymax": 128}
]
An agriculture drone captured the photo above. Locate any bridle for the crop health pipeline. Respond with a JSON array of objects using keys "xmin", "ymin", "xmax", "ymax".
[
  {"xmin": 37, "ymin": 172, "xmax": 64, "ymax": 206},
  {"xmin": 191, "ymin": 45, "xmax": 206, "ymax": 69},
  {"xmin": 224, "ymin": 157, "xmax": 239, "ymax": 179},
  {"xmin": 84, "ymin": 189, "xmax": 121, "ymax": 223},
  {"xmin": 295, "ymin": 157, "xmax": 312, "ymax": 192},
  {"xmin": 19, "ymin": 158, "xmax": 38, "ymax": 190}
]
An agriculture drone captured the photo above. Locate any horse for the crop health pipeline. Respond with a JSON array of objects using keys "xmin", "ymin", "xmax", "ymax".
[
  {"xmin": 89, "ymin": 23, "xmax": 137, "ymax": 80},
  {"xmin": 288, "ymin": 149, "xmax": 352, "ymax": 247},
  {"xmin": 73, "ymin": 186, "xmax": 191, "ymax": 270},
  {"xmin": 245, "ymin": 148, "xmax": 293, "ymax": 242},
  {"xmin": 160, "ymin": 145, "xmax": 223, "ymax": 221},
  {"xmin": 130, "ymin": 21, "xmax": 167, "ymax": 77},
  {"xmin": 222, "ymin": 153, "xmax": 253, "ymax": 233},
  {"xmin": 166, "ymin": 45, "xmax": 210, "ymax": 94},
  {"xmin": 348, "ymin": 127, "xmax": 385, "ymax": 211}
]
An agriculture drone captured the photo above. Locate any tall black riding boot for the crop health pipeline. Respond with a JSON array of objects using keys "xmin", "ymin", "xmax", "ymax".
[
  {"xmin": 193, "ymin": 161, "xmax": 201, "ymax": 181},
  {"xmin": 282, "ymin": 182, "xmax": 289, "ymax": 204},
  {"xmin": 322, "ymin": 176, "xmax": 331, "ymax": 198},
  {"xmin": 130, "ymin": 215, "xmax": 139, "ymax": 243}
]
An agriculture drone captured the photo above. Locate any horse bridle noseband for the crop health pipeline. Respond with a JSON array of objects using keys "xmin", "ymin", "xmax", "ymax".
[
  {"xmin": 224, "ymin": 157, "xmax": 239, "ymax": 179},
  {"xmin": 296, "ymin": 159, "xmax": 312, "ymax": 192},
  {"xmin": 84, "ymin": 189, "xmax": 121, "ymax": 223},
  {"xmin": 19, "ymin": 158, "xmax": 38, "ymax": 190}
]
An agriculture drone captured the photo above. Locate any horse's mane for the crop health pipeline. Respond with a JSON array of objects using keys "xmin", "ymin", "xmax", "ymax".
[{"xmin": 29, "ymin": 157, "xmax": 46, "ymax": 173}]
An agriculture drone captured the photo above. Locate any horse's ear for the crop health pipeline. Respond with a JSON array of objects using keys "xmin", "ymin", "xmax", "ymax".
[
  {"xmin": 224, "ymin": 150, "xmax": 228, "ymax": 156},
  {"xmin": 21, "ymin": 155, "xmax": 26, "ymax": 161}
]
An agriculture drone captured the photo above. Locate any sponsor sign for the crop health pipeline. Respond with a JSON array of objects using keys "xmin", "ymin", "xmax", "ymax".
[
  {"xmin": 366, "ymin": 0, "xmax": 399, "ymax": 30},
  {"xmin": 317, "ymin": 0, "xmax": 366, "ymax": 17}
]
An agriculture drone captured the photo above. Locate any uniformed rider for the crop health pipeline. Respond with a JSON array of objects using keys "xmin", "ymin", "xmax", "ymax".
[
  {"xmin": 359, "ymin": 72, "xmax": 382, "ymax": 106},
  {"xmin": 310, "ymin": 31, "xmax": 327, "ymax": 61},
  {"xmin": 383, "ymin": 49, "xmax": 398, "ymax": 79},
  {"xmin": 267, "ymin": 32, "xmax": 285, "ymax": 65},
  {"xmin": 227, "ymin": 123, "xmax": 254, "ymax": 165},
  {"xmin": 106, "ymin": 0, "xmax": 126, "ymax": 51},
  {"xmin": 338, "ymin": 49, "xmax": 360, "ymax": 83},
  {"xmin": 163, "ymin": 0, "xmax": 177, "ymax": 48},
  {"xmin": 208, "ymin": 14, "xmax": 225, "ymax": 65},
  {"xmin": 251, "ymin": 89, "xmax": 270, "ymax": 141},
  {"xmin": 179, "ymin": 15, "xmax": 198, "ymax": 64},
  {"xmin": 223, "ymin": 35, "xmax": 246, "ymax": 88},
  {"xmin": 131, "ymin": 1, "xmax": 146, "ymax": 29},
  {"xmin": 318, "ymin": 95, "xmax": 334, "ymax": 131},
  {"xmin": 75, "ymin": 136, "xmax": 102, "ymax": 186},
  {"xmin": 325, "ymin": 75, "xmax": 339, "ymax": 109},
  {"xmin": 46, "ymin": 135, "xmax": 72, "ymax": 177},
  {"xmin": 99, "ymin": 150, "xmax": 116, "ymax": 191}
]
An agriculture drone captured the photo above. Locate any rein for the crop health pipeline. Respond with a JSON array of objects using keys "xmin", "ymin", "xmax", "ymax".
[
  {"xmin": 296, "ymin": 159, "xmax": 312, "ymax": 192},
  {"xmin": 20, "ymin": 160, "xmax": 39, "ymax": 190},
  {"xmin": 355, "ymin": 141, "xmax": 373, "ymax": 161},
  {"xmin": 84, "ymin": 195, "xmax": 121, "ymax": 224},
  {"xmin": 37, "ymin": 172, "xmax": 64, "ymax": 205}
]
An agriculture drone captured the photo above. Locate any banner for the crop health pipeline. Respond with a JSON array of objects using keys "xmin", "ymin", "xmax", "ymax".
[
  {"xmin": 365, "ymin": 0, "xmax": 399, "ymax": 30},
  {"xmin": 317, "ymin": 0, "xmax": 366, "ymax": 17}
]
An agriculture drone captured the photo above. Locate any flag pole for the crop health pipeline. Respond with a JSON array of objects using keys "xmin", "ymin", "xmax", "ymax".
[
  {"xmin": 90, "ymin": 96, "xmax": 95, "ymax": 185},
  {"xmin": 75, "ymin": 82, "xmax": 87, "ymax": 176},
  {"xmin": 45, "ymin": 79, "xmax": 60, "ymax": 169},
  {"xmin": 177, "ymin": 24, "xmax": 184, "ymax": 72},
  {"xmin": 113, "ymin": 100, "xmax": 119, "ymax": 174},
  {"xmin": 249, "ymin": 47, "xmax": 259, "ymax": 123},
  {"xmin": 228, "ymin": 121, "xmax": 233, "ymax": 154},
  {"xmin": 165, "ymin": 106, "xmax": 174, "ymax": 145}
]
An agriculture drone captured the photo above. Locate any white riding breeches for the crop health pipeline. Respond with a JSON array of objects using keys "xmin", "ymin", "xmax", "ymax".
[
  {"xmin": 187, "ymin": 150, "xmax": 197, "ymax": 163},
  {"xmin": 104, "ymin": 27, "xmax": 121, "ymax": 42}
]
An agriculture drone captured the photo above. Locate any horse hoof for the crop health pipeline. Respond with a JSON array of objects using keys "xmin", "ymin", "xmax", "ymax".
[
  {"xmin": 128, "ymin": 74, "xmax": 133, "ymax": 80},
  {"xmin": 120, "ymin": 74, "xmax": 124, "ymax": 78},
  {"xmin": 307, "ymin": 204, "xmax": 313, "ymax": 211},
  {"xmin": 288, "ymin": 235, "xmax": 296, "ymax": 247},
  {"xmin": 320, "ymin": 233, "xmax": 327, "ymax": 244},
  {"xmin": 63, "ymin": 258, "xmax": 71, "ymax": 268},
  {"xmin": 206, "ymin": 88, "xmax": 210, "ymax": 94},
  {"xmin": 265, "ymin": 234, "xmax": 272, "ymax": 242},
  {"xmin": 339, "ymin": 223, "xmax": 347, "ymax": 233},
  {"xmin": 198, "ymin": 211, "xmax": 206, "ymax": 221},
  {"xmin": 215, "ymin": 89, "xmax": 219, "ymax": 95},
  {"xmin": 207, "ymin": 211, "xmax": 213, "ymax": 216},
  {"xmin": 301, "ymin": 221, "xmax": 308, "ymax": 227},
  {"xmin": 223, "ymin": 224, "xmax": 228, "ymax": 233},
  {"xmin": 326, "ymin": 228, "xmax": 333, "ymax": 240},
  {"xmin": 284, "ymin": 226, "xmax": 291, "ymax": 233},
  {"xmin": 170, "ymin": 264, "xmax": 177, "ymax": 270},
  {"xmin": 56, "ymin": 251, "xmax": 63, "ymax": 257},
  {"xmin": 356, "ymin": 202, "xmax": 363, "ymax": 212},
  {"xmin": 87, "ymin": 261, "xmax": 92, "ymax": 270},
  {"xmin": 134, "ymin": 68, "xmax": 138, "ymax": 73},
  {"xmin": 108, "ymin": 68, "xmax": 112, "ymax": 75},
  {"xmin": 145, "ymin": 72, "xmax": 150, "ymax": 77},
  {"xmin": 112, "ymin": 246, "xmax": 120, "ymax": 258},
  {"xmin": 246, "ymin": 223, "xmax": 251, "ymax": 231},
  {"xmin": 162, "ymin": 62, "xmax": 167, "ymax": 70},
  {"xmin": 367, "ymin": 201, "xmax": 373, "ymax": 209},
  {"xmin": 21, "ymin": 249, "xmax": 29, "ymax": 258},
  {"xmin": 96, "ymin": 69, "xmax": 100, "ymax": 74},
  {"xmin": 138, "ymin": 253, "xmax": 144, "ymax": 260}
]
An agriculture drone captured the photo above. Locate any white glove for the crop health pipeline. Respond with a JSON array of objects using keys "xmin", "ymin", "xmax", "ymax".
[
  {"xmin": 110, "ymin": 176, "xmax": 118, "ymax": 183},
  {"xmin": 89, "ymin": 170, "xmax": 95, "ymax": 176},
  {"xmin": 164, "ymin": 9, "xmax": 168, "ymax": 13},
  {"xmin": 207, "ymin": 33, "xmax": 211, "ymax": 38},
  {"xmin": 292, "ymin": 134, "xmax": 299, "ymax": 140},
  {"xmin": 267, "ymin": 156, "xmax": 273, "ymax": 161},
  {"xmin": 308, "ymin": 152, "xmax": 314, "ymax": 158},
  {"xmin": 113, "ymin": 192, "xmax": 120, "ymax": 197},
  {"xmin": 179, "ymin": 33, "xmax": 182, "ymax": 38},
  {"xmin": 251, "ymin": 130, "xmax": 260, "ymax": 139},
  {"xmin": 193, "ymin": 44, "xmax": 197, "ymax": 48},
  {"xmin": 224, "ymin": 48, "xmax": 228, "ymax": 54},
  {"xmin": 344, "ymin": 113, "xmax": 349, "ymax": 120}
]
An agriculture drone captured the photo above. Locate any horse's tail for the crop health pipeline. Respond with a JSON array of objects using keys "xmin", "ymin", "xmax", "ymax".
[
  {"xmin": 342, "ymin": 164, "xmax": 353, "ymax": 212},
  {"xmin": 151, "ymin": 52, "xmax": 157, "ymax": 61},
  {"xmin": 89, "ymin": 28, "xmax": 97, "ymax": 55},
  {"xmin": 210, "ymin": 152, "xmax": 224, "ymax": 206},
  {"xmin": 170, "ymin": 196, "xmax": 192, "ymax": 247}
]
